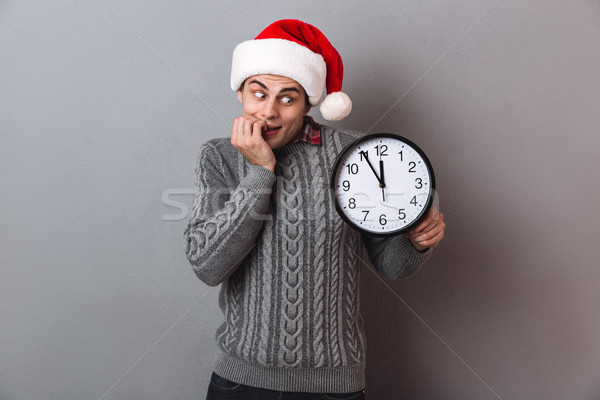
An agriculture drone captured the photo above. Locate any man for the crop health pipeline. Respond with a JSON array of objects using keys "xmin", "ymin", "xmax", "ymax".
[{"xmin": 184, "ymin": 19, "xmax": 445, "ymax": 400}]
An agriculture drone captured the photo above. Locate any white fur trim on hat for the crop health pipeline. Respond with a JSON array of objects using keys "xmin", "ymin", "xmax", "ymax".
[
  {"xmin": 319, "ymin": 91, "xmax": 352, "ymax": 121},
  {"xmin": 231, "ymin": 38, "xmax": 327, "ymax": 106}
]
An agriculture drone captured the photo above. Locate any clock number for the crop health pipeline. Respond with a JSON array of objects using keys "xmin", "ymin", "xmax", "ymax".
[
  {"xmin": 346, "ymin": 163, "xmax": 359, "ymax": 174},
  {"xmin": 359, "ymin": 151, "xmax": 368, "ymax": 161},
  {"xmin": 349, "ymin": 198, "xmax": 356, "ymax": 209},
  {"xmin": 410, "ymin": 196, "xmax": 418, "ymax": 206},
  {"xmin": 342, "ymin": 180, "xmax": 350, "ymax": 191},
  {"xmin": 362, "ymin": 210, "xmax": 369, "ymax": 221},
  {"xmin": 375, "ymin": 145, "xmax": 388, "ymax": 157},
  {"xmin": 379, "ymin": 214, "xmax": 387, "ymax": 225},
  {"xmin": 408, "ymin": 162, "xmax": 416, "ymax": 173},
  {"xmin": 399, "ymin": 151, "xmax": 403, "ymax": 161},
  {"xmin": 415, "ymin": 178, "xmax": 423, "ymax": 189},
  {"xmin": 398, "ymin": 209, "xmax": 406, "ymax": 220}
]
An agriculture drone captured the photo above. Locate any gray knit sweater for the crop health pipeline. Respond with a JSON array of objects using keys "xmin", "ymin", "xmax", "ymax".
[{"xmin": 184, "ymin": 123, "xmax": 432, "ymax": 393}]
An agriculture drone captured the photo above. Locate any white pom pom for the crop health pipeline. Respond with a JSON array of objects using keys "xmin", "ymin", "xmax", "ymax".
[{"xmin": 319, "ymin": 92, "xmax": 352, "ymax": 121}]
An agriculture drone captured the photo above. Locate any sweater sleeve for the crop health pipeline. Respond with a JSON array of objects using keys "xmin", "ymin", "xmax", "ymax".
[
  {"xmin": 184, "ymin": 142, "xmax": 276, "ymax": 286},
  {"xmin": 361, "ymin": 233, "xmax": 433, "ymax": 280}
]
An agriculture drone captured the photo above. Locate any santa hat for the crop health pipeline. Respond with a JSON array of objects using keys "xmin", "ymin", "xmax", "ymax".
[{"xmin": 231, "ymin": 19, "xmax": 352, "ymax": 121}]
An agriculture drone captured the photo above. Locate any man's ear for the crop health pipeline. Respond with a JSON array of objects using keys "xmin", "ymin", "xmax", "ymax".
[
  {"xmin": 303, "ymin": 104, "xmax": 312, "ymax": 115},
  {"xmin": 237, "ymin": 90, "xmax": 243, "ymax": 103}
]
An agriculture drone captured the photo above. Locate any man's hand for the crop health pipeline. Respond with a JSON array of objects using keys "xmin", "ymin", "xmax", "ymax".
[
  {"xmin": 404, "ymin": 206, "xmax": 445, "ymax": 252},
  {"xmin": 231, "ymin": 116, "xmax": 276, "ymax": 172}
]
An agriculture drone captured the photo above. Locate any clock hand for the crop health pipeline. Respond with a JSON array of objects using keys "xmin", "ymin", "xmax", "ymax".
[
  {"xmin": 379, "ymin": 159, "xmax": 386, "ymax": 202},
  {"xmin": 359, "ymin": 151, "xmax": 383, "ymax": 184}
]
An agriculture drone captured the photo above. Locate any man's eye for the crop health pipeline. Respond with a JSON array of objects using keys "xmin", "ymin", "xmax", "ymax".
[
  {"xmin": 254, "ymin": 92, "xmax": 266, "ymax": 99},
  {"xmin": 281, "ymin": 97, "xmax": 293, "ymax": 104}
]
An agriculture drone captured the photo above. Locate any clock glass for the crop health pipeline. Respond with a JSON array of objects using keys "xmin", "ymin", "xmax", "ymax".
[{"xmin": 331, "ymin": 133, "xmax": 435, "ymax": 236}]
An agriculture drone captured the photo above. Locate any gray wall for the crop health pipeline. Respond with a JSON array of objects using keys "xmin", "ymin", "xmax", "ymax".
[{"xmin": 2, "ymin": 1, "xmax": 600, "ymax": 399}]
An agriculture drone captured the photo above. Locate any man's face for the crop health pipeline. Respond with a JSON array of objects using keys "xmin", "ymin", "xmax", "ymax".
[{"xmin": 237, "ymin": 74, "xmax": 311, "ymax": 150}]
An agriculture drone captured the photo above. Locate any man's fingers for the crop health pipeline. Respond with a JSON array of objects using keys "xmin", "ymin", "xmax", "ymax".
[
  {"xmin": 405, "ymin": 211, "xmax": 445, "ymax": 253},
  {"xmin": 413, "ymin": 228, "xmax": 445, "ymax": 249},
  {"xmin": 407, "ymin": 209, "xmax": 444, "ymax": 237},
  {"xmin": 409, "ymin": 219, "xmax": 445, "ymax": 244},
  {"xmin": 230, "ymin": 116, "xmax": 276, "ymax": 172},
  {"xmin": 231, "ymin": 117, "xmax": 241, "ymax": 146},
  {"xmin": 238, "ymin": 118, "xmax": 265, "ymax": 146},
  {"xmin": 251, "ymin": 120, "xmax": 266, "ymax": 142},
  {"xmin": 242, "ymin": 118, "xmax": 254, "ymax": 144},
  {"xmin": 415, "ymin": 207, "xmax": 438, "ymax": 231}
]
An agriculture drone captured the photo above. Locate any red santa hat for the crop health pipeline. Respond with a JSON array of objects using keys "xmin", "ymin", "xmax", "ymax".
[{"xmin": 230, "ymin": 19, "xmax": 352, "ymax": 121}]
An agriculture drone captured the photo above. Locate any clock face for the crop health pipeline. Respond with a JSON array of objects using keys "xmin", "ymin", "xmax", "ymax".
[{"xmin": 331, "ymin": 133, "xmax": 435, "ymax": 236}]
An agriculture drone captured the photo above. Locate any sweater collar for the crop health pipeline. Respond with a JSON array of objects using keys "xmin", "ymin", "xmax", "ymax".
[{"xmin": 273, "ymin": 116, "xmax": 322, "ymax": 157}]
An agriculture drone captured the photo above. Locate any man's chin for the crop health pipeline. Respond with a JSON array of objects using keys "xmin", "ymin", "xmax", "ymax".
[
  {"xmin": 262, "ymin": 135, "xmax": 278, "ymax": 149},
  {"xmin": 266, "ymin": 141, "xmax": 281, "ymax": 150}
]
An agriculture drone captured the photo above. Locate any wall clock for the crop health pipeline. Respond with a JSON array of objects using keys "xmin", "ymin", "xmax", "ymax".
[{"xmin": 331, "ymin": 133, "xmax": 436, "ymax": 236}]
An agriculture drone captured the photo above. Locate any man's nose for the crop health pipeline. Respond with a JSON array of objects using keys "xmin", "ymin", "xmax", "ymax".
[{"xmin": 260, "ymin": 98, "xmax": 278, "ymax": 119}]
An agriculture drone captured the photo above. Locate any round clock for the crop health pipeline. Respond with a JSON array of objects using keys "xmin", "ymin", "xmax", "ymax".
[{"xmin": 331, "ymin": 133, "xmax": 436, "ymax": 236}]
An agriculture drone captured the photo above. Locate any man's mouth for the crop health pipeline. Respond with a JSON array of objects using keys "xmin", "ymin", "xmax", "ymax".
[{"xmin": 263, "ymin": 125, "xmax": 281, "ymax": 136}]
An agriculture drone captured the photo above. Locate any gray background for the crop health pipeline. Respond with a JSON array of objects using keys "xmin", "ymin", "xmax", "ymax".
[{"xmin": 1, "ymin": 0, "xmax": 600, "ymax": 399}]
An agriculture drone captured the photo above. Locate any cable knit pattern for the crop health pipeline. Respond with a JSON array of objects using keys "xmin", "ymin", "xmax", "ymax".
[
  {"xmin": 186, "ymin": 183, "xmax": 250, "ymax": 262},
  {"xmin": 256, "ymin": 218, "xmax": 275, "ymax": 366},
  {"xmin": 277, "ymin": 155, "xmax": 305, "ymax": 367},
  {"xmin": 343, "ymin": 232, "xmax": 362, "ymax": 363},
  {"xmin": 240, "ymin": 250, "xmax": 259, "ymax": 360},
  {"xmin": 325, "ymin": 127, "xmax": 345, "ymax": 369},
  {"xmin": 184, "ymin": 141, "xmax": 276, "ymax": 287},
  {"xmin": 306, "ymin": 145, "xmax": 327, "ymax": 368},
  {"xmin": 184, "ymin": 124, "xmax": 434, "ymax": 393},
  {"xmin": 217, "ymin": 268, "xmax": 244, "ymax": 353}
]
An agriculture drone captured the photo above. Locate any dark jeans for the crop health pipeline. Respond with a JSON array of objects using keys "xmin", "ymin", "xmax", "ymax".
[{"xmin": 206, "ymin": 372, "xmax": 365, "ymax": 400}]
